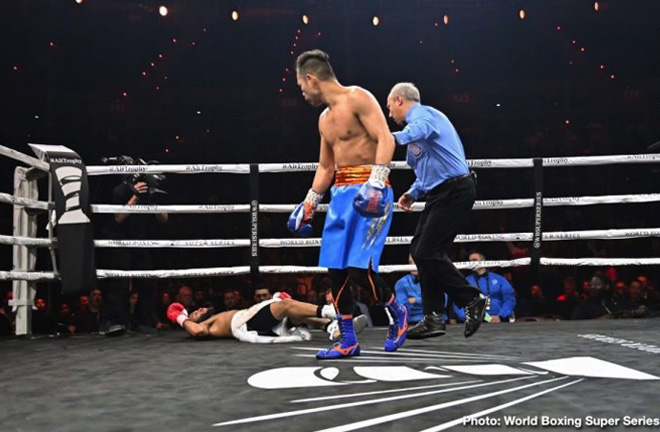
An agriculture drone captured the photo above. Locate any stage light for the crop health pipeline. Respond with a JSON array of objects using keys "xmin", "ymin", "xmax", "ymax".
[
  {"xmin": 443, "ymin": 15, "xmax": 449, "ymax": 25},
  {"xmin": 231, "ymin": 10, "xmax": 239, "ymax": 21},
  {"xmin": 159, "ymin": 6, "xmax": 168, "ymax": 17},
  {"xmin": 75, "ymin": 0, "xmax": 83, "ymax": 4},
  {"xmin": 519, "ymin": 9, "xmax": 526, "ymax": 20},
  {"xmin": 594, "ymin": 2, "xmax": 600, "ymax": 12},
  {"xmin": 302, "ymin": 14, "xmax": 309, "ymax": 25},
  {"xmin": 372, "ymin": 16, "xmax": 380, "ymax": 26}
]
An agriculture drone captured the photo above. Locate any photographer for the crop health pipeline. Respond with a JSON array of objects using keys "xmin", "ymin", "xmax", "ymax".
[{"xmin": 101, "ymin": 162, "xmax": 168, "ymax": 335}]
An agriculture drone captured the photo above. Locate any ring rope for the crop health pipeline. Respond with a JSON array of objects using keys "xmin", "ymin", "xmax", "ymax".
[
  {"xmin": 83, "ymin": 193, "xmax": 660, "ymax": 215},
  {"xmin": 0, "ymin": 192, "xmax": 50, "ymax": 210},
  {"xmin": 81, "ymin": 153, "xmax": 660, "ymax": 175},
  {"xmin": 0, "ymin": 144, "xmax": 49, "ymax": 171},
  {"xmin": 4, "ymin": 228, "xmax": 660, "ymax": 249},
  {"xmin": 5, "ymin": 257, "xmax": 660, "ymax": 281}
]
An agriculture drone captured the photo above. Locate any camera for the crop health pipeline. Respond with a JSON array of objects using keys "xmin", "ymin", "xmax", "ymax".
[{"xmin": 101, "ymin": 155, "xmax": 167, "ymax": 199}]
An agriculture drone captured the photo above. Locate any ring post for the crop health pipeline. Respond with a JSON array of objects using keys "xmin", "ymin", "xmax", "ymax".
[
  {"xmin": 249, "ymin": 164, "xmax": 260, "ymax": 286},
  {"xmin": 531, "ymin": 158, "xmax": 544, "ymax": 283},
  {"xmin": 11, "ymin": 167, "xmax": 39, "ymax": 335}
]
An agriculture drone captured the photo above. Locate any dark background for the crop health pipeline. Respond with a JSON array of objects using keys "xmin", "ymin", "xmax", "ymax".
[{"xmin": 1, "ymin": 0, "xmax": 659, "ymax": 299}]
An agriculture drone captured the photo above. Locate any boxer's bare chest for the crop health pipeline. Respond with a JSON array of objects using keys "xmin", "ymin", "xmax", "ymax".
[{"xmin": 319, "ymin": 103, "xmax": 365, "ymax": 144}]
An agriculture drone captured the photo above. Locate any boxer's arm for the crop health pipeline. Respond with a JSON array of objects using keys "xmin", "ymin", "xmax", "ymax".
[
  {"xmin": 311, "ymin": 131, "xmax": 335, "ymax": 194},
  {"xmin": 182, "ymin": 320, "xmax": 211, "ymax": 338},
  {"xmin": 354, "ymin": 90, "xmax": 395, "ymax": 165}
]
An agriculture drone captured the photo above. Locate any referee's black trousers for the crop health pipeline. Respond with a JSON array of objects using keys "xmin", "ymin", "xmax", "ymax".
[{"xmin": 410, "ymin": 174, "xmax": 481, "ymax": 315}]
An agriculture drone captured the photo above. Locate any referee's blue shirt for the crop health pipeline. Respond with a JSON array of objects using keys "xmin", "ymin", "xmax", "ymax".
[{"xmin": 392, "ymin": 103, "xmax": 469, "ymax": 200}]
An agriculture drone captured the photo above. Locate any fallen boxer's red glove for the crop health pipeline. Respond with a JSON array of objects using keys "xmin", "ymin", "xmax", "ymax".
[{"xmin": 167, "ymin": 302, "xmax": 189, "ymax": 326}]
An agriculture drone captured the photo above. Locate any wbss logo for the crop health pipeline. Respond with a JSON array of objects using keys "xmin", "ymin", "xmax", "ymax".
[{"xmin": 54, "ymin": 166, "xmax": 90, "ymax": 225}]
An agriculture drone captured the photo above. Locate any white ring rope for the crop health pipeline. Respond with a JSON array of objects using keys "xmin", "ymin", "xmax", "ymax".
[
  {"xmin": 0, "ymin": 192, "xmax": 50, "ymax": 211},
  {"xmin": 0, "ymin": 144, "xmax": 49, "ymax": 171},
  {"xmin": 91, "ymin": 204, "xmax": 251, "ymax": 214},
  {"xmin": 85, "ymin": 193, "xmax": 660, "ymax": 215},
  {"xmin": 81, "ymin": 153, "xmax": 660, "ymax": 175},
  {"xmin": 4, "ymin": 228, "xmax": 660, "ymax": 249},
  {"xmin": 5, "ymin": 257, "xmax": 660, "ymax": 281}
]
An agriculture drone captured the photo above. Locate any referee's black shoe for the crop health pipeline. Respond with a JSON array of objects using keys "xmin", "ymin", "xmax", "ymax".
[
  {"xmin": 464, "ymin": 294, "xmax": 489, "ymax": 338},
  {"xmin": 407, "ymin": 312, "xmax": 446, "ymax": 339}
]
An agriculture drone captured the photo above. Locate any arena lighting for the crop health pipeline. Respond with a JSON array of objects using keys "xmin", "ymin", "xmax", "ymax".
[
  {"xmin": 519, "ymin": 9, "xmax": 526, "ymax": 20},
  {"xmin": 443, "ymin": 14, "xmax": 449, "ymax": 25},
  {"xmin": 302, "ymin": 14, "xmax": 309, "ymax": 25},
  {"xmin": 594, "ymin": 2, "xmax": 600, "ymax": 12},
  {"xmin": 159, "ymin": 6, "xmax": 168, "ymax": 17},
  {"xmin": 75, "ymin": 0, "xmax": 83, "ymax": 4},
  {"xmin": 372, "ymin": 16, "xmax": 380, "ymax": 26},
  {"xmin": 231, "ymin": 10, "xmax": 239, "ymax": 21}
]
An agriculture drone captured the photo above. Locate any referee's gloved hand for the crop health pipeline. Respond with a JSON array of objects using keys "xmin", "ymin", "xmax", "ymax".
[{"xmin": 353, "ymin": 165, "xmax": 390, "ymax": 218}]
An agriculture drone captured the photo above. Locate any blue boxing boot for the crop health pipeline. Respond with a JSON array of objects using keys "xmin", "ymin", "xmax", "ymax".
[
  {"xmin": 383, "ymin": 295, "xmax": 408, "ymax": 352},
  {"xmin": 316, "ymin": 314, "xmax": 360, "ymax": 359}
]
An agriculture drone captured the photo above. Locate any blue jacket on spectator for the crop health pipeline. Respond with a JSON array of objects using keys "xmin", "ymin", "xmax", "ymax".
[
  {"xmin": 454, "ymin": 271, "xmax": 516, "ymax": 321},
  {"xmin": 394, "ymin": 274, "xmax": 424, "ymax": 324}
]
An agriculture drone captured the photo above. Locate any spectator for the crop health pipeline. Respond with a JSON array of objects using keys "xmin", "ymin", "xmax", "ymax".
[
  {"xmin": 527, "ymin": 284, "xmax": 552, "ymax": 317},
  {"xmin": 73, "ymin": 292, "xmax": 101, "ymax": 333},
  {"xmin": 176, "ymin": 285, "xmax": 194, "ymax": 310},
  {"xmin": 56, "ymin": 302, "xmax": 75, "ymax": 334},
  {"xmin": 156, "ymin": 291, "xmax": 172, "ymax": 330},
  {"xmin": 0, "ymin": 299, "xmax": 13, "ymax": 336},
  {"xmin": 555, "ymin": 277, "xmax": 583, "ymax": 319},
  {"xmin": 128, "ymin": 291, "xmax": 140, "ymax": 328},
  {"xmin": 32, "ymin": 298, "xmax": 56, "ymax": 334},
  {"xmin": 253, "ymin": 285, "xmax": 273, "ymax": 304},
  {"xmin": 394, "ymin": 255, "xmax": 424, "ymax": 325},
  {"xmin": 222, "ymin": 289, "xmax": 247, "ymax": 311},
  {"xmin": 571, "ymin": 272, "xmax": 633, "ymax": 320},
  {"xmin": 456, "ymin": 251, "xmax": 516, "ymax": 323}
]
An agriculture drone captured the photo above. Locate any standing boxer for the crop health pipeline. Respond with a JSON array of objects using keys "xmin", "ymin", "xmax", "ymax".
[{"xmin": 288, "ymin": 49, "xmax": 408, "ymax": 359}]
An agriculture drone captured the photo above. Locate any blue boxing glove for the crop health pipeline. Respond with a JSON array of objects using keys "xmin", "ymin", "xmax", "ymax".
[
  {"xmin": 353, "ymin": 165, "xmax": 390, "ymax": 217},
  {"xmin": 287, "ymin": 188, "xmax": 323, "ymax": 236}
]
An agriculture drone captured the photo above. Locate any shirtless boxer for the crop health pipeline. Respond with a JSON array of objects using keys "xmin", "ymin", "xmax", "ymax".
[
  {"xmin": 167, "ymin": 294, "xmax": 366, "ymax": 343},
  {"xmin": 287, "ymin": 49, "xmax": 408, "ymax": 359}
]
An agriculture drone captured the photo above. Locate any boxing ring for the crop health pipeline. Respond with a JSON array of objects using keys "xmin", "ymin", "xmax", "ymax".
[{"xmin": 1, "ymin": 143, "xmax": 660, "ymax": 431}]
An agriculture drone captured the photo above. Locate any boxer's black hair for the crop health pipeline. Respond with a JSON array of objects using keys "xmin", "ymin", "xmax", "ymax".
[{"xmin": 296, "ymin": 49, "xmax": 336, "ymax": 81}]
